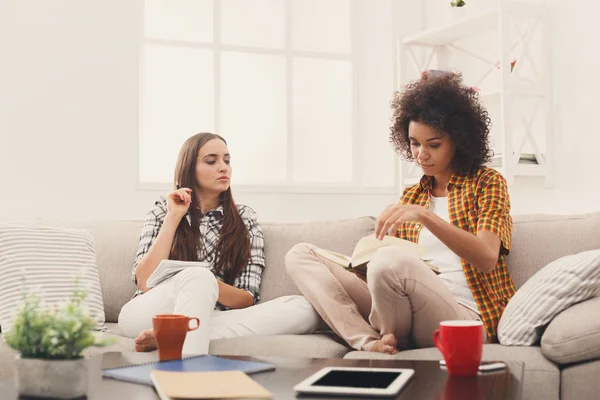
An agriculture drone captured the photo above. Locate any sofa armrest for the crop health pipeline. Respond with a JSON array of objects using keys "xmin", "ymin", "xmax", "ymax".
[{"xmin": 541, "ymin": 296, "xmax": 600, "ymax": 365}]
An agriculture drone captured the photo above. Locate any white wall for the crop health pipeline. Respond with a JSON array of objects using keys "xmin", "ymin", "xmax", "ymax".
[
  {"xmin": 0, "ymin": 0, "xmax": 142, "ymax": 222},
  {"xmin": 1, "ymin": 0, "xmax": 600, "ymax": 224}
]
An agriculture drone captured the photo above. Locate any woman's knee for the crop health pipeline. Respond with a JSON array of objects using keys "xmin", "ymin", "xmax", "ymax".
[
  {"xmin": 285, "ymin": 243, "xmax": 317, "ymax": 276},
  {"xmin": 174, "ymin": 268, "xmax": 219, "ymax": 297},
  {"xmin": 367, "ymin": 246, "xmax": 423, "ymax": 282}
]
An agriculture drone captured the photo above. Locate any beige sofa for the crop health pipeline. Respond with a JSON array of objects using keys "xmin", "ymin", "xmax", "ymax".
[{"xmin": 1, "ymin": 213, "xmax": 599, "ymax": 400}]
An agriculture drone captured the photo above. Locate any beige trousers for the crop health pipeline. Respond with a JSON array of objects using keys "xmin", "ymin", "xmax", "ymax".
[{"xmin": 285, "ymin": 244, "xmax": 483, "ymax": 351}]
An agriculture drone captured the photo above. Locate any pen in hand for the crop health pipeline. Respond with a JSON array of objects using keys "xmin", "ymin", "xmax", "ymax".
[{"xmin": 176, "ymin": 184, "xmax": 192, "ymax": 226}]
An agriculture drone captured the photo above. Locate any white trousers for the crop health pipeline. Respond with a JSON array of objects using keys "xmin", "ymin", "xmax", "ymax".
[{"xmin": 118, "ymin": 268, "xmax": 320, "ymax": 355}]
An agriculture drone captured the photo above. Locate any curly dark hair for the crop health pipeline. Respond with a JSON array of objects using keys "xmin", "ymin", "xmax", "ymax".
[{"xmin": 390, "ymin": 71, "xmax": 492, "ymax": 174}]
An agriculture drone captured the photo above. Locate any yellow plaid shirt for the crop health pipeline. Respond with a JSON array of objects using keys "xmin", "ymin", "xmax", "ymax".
[{"xmin": 398, "ymin": 167, "xmax": 515, "ymax": 342}]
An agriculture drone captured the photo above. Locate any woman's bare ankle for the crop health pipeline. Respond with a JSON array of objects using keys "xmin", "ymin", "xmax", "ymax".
[
  {"xmin": 134, "ymin": 328, "xmax": 158, "ymax": 352},
  {"xmin": 365, "ymin": 334, "xmax": 398, "ymax": 355}
]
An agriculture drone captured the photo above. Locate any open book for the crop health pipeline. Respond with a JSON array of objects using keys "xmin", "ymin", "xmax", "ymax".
[
  {"xmin": 313, "ymin": 234, "xmax": 439, "ymax": 275},
  {"xmin": 145, "ymin": 259, "xmax": 211, "ymax": 289}
]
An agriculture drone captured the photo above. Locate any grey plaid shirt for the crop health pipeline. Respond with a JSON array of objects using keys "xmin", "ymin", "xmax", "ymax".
[{"xmin": 131, "ymin": 196, "xmax": 266, "ymax": 306}]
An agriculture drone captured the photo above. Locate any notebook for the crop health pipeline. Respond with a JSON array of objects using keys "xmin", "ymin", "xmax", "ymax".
[
  {"xmin": 151, "ymin": 370, "xmax": 272, "ymax": 400},
  {"xmin": 102, "ymin": 355, "xmax": 275, "ymax": 386}
]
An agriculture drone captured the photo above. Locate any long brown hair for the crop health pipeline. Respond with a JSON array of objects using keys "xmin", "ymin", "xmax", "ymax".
[{"xmin": 169, "ymin": 133, "xmax": 251, "ymax": 285}]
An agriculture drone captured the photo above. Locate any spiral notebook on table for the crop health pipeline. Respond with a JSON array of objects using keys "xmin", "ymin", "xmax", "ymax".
[{"xmin": 102, "ymin": 355, "xmax": 276, "ymax": 387}]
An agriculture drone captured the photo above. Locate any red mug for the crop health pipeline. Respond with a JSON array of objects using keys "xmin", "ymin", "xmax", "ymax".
[
  {"xmin": 152, "ymin": 314, "xmax": 200, "ymax": 362},
  {"xmin": 433, "ymin": 320, "xmax": 483, "ymax": 377}
]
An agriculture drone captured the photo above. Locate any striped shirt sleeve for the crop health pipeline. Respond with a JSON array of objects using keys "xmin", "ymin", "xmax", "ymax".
[
  {"xmin": 477, "ymin": 171, "xmax": 512, "ymax": 255},
  {"xmin": 131, "ymin": 197, "xmax": 167, "ymax": 285},
  {"xmin": 233, "ymin": 205, "xmax": 265, "ymax": 303}
]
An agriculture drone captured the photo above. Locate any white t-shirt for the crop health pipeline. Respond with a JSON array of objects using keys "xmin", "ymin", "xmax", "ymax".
[{"xmin": 418, "ymin": 195, "xmax": 480, "ymax": 314}]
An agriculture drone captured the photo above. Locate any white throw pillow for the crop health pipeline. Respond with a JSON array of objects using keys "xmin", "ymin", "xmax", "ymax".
[
  {"xmin": 0, "ymin": 224, "xmax": 105, "ymax": 332},
  {"xmin": 498, "ymin": 249, "xmax": 600, "ymax": 346}
]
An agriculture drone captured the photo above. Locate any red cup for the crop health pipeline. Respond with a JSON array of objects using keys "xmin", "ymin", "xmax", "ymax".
[
  {"xmin": 152, "ymin": 314, "xmax": 200, "ymax": 362},
  {"xmin": 433, "ymin": 320, "xmax": 483, "ymax": 377}
]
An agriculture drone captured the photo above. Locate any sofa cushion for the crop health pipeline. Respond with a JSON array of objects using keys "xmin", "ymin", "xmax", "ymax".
[
  {"xmin": 103, "ymin": 324, "xmax": 351, "ymax": 359},
  {"xmin": 86, "ymin": 334, "xmax": 136, "ymax": 356},
  {"xmin": 37, "ymin": 219, "xmax": 143, "ymax": 323},
  {"xmin": 508, "ymin": 212, "xmax": 600, "ymax": 289},
  {"xmin": 541, "ymin": 296, "xmax": 600, "ymax": 365},
  {"xmin": 561, "ymin": 360, "xmax": 600, "ymax": 400},
  {"xmin": 343, "ymin": 344, "xmax": 557, "ymax": 372},
  {"xmin": 498, "ymin": 249, "xmax": 600, "ymax": 346},
  {"xmin": 47, "ymin": 217, "xmax": 375, "ymax": 318},
  {"xmin": 258, "ymin": 217, "xmax": 375, "ymax": 303},
  {"xmin": 209, "ymin": 334, "xmax": 350, "ymax": 359},
  {"xmin": 83, "ymin": 220, "xmax": 141, "ymax": 323},
  {"xmin": 0, "ymin": 224, "xmax": 106, "ymax": 331},
  {"xmin": 344, "ymin": 344, "xmax": 560, "ymax": 400}
]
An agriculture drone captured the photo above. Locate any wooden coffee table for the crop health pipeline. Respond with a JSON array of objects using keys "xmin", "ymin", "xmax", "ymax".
[{"xmin": 0, "ymin": 352, "xmax": 523, "ymax": 399}]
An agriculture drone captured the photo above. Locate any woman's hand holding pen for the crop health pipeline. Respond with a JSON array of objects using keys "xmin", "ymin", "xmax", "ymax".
[{"xmin": 166, "ymin": 187, "xmax": 192, "ymax": 221}]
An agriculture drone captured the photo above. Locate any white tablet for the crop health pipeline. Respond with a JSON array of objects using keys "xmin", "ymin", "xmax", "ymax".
[{"xmin": 293, "ymin": 367, "xmax": 414, "ymax": 397}]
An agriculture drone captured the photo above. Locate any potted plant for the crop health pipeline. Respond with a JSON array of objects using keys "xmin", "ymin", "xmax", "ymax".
[{"xmin": 4, "ymin": 287, "xmax": 113, "ymax": 399}]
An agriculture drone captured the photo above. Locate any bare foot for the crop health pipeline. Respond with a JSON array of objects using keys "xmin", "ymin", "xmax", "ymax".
[
  {"xmin": 134, "ymin": 329, "xmax": 157, "ymax": 352},
  {"xmin": 368, "ymin": 334, "xmax": 398, "ymax": 355}
]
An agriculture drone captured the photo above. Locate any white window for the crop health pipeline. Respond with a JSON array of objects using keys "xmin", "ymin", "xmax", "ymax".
[{"xmin": 139, "ymin": 0, "xmax": 397, "ymax": 193}]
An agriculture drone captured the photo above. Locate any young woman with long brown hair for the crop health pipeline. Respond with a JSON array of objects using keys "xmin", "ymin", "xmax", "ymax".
[{"xmin": 118, "ymin": 133, "xmax": 319, "ymax": 354}]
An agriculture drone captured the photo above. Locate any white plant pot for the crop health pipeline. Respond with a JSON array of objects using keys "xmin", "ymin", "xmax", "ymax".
[{"xmin": 15, "ymin": 355, "xmax": 88, "ymax": 399}]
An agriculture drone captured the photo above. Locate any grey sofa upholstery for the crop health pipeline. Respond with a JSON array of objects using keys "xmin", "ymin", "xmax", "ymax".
[{"xmin": 1, "ymin": 213, "xmax": 599, "ymax": 400}]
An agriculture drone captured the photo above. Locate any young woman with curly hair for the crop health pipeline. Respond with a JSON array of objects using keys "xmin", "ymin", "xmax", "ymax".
[{"xmin": 285, "ymin": 72, "xmax": 515, "ymax": 354}]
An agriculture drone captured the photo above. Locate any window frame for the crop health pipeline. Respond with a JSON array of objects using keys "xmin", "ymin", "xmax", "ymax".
[{"xmin": 137, "ymin": 0, "xmax": 399, "ymax": 195}]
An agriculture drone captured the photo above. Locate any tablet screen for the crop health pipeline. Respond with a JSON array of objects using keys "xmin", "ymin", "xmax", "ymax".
[{"xmin": 313, "ymin": 370, "xmax": 403, "ymax": 389}]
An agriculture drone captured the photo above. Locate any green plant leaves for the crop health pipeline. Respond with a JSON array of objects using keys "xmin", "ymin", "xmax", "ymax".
[
  {"xmin": 451, "ymin": 0, "xmax": 466, "ymax": 7},
  {"xmin": 4, "ymin": 289, "xmax": 113, "ymax": 360}
]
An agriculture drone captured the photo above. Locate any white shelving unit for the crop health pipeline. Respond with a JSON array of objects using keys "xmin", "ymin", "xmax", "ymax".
[{"xmin": 396, "ymin": 0, "xmax": 553, "ymax": 188}]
